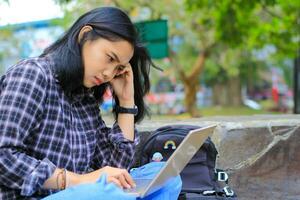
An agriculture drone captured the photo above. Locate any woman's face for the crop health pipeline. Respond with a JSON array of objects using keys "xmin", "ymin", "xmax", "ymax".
[{"xmin": 81, "ymin": 37, "xmax": 134, "ymax": 88}]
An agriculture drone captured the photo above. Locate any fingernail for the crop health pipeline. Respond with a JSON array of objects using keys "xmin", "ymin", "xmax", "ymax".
[{"xmin": 127, "ymin": 184, "xmax": 131, "ymax": 189}]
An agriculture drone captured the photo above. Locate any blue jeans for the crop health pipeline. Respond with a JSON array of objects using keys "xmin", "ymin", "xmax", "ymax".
[{"xmin": 43, "ymin": 162, "xmax": 182, "ymax": 200}]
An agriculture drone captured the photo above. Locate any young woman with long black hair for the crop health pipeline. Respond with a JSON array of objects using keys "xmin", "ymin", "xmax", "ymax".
[{"xmin": 0, "ymin": 7, "xmax": 157, "ymax": 199}]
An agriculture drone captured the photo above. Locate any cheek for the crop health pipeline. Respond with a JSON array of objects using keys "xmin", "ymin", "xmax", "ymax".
[
  {"xmin": 82, "ymin": 45, "xmax": 108, "ymax": 75},
  {"xmin": 84, "ymin": 56, "xmax": 105, "ymax": 75}
]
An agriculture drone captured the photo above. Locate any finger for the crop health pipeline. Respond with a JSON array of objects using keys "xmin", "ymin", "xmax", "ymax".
[
  {"xmin": 125, "ymin": 62, "xmax": 132, "ymax": 68},
  {"xmin": 107, "ymin": 176, "xmax": 122, "ymax": 189},
  {"xmin": 117, "ymin": 174, "xmax": 131, "ymax": 189},
  {"xmin": 121, "ymin": 170, "xmax": 136, "ymax": 188},
  {"xmin": 115, "ymin": 71, "xmax": 126, "ymax": 77},
  {"xmin": 120, "ymin": 66, "xmax": 132, "ymax": 75},
  {"xmin": 114, "ymin": 64, "xmax": 133, "ymax": 78},
  {"xmin": 124, "ymin": 63, "xmax": 133, "ymax": 73}
]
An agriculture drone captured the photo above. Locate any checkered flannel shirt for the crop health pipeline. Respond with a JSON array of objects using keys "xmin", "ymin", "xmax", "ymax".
[{"xmin": 0, "ymin": 56, "xmax": 139, "ymax": 199}]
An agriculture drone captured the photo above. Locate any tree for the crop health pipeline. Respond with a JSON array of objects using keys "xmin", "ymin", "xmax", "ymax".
[
  {"xmin": 181, "ymin": 0, "xmax": 299, "ymax": 114},
  {"xmin": 54, "ymin": 0, "xmax": 210, "ymax": 116},
  {"xmin": 54, "ymin": 0, "xmax": 299, "ymax": 116}
]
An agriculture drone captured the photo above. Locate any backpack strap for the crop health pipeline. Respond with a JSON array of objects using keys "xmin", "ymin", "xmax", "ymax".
[
  {"xmin": 212, "ymin": 169, "xmax": 236, "ymax": 197},
  {"xmin": 202, "ymin": 187, "xmax": 235, "ymax": 197}
]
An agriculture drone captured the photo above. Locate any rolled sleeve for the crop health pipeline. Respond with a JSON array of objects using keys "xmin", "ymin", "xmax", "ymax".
[
  {"xmin": 91, "ymin": 120, "xmax": 140, "ymax": 170},
  {"xmin": 107, "ymin": 122, "xmax": 140, "ymax": 152},
  {"xmin": 0, "ymin": 61, "xmax": 56, "ymax": 196},
  {"xmin": 21, "ymin": 158, "xmax": 56, "ymax": 196}
]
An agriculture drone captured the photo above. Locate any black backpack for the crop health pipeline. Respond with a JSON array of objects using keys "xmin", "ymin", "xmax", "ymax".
[{"xmin": 139, "ymin": 125, "xmax": 238, "ymax": 200}]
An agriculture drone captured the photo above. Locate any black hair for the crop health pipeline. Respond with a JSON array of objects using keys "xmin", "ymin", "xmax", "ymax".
[{"xmin": 41, "ymin": 7, "xmax": 156, "ymax": 123}]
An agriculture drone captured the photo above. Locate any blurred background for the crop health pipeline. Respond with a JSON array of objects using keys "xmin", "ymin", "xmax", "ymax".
[{"xmin": 0, "ymin": 0, "xmax": 299, "ymax": 119}]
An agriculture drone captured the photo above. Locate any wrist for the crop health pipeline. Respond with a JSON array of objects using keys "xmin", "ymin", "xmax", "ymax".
[
  {"xmin": 66, "ymin": 171, "xmax": 81, "ymax": 187},
  {"xmin": 119, "ymin": 100, "xmax": 135, "ymax": 107},
  {"xmin": 116, "ymin": 104, "xmax": 138, "ymax": 116}
]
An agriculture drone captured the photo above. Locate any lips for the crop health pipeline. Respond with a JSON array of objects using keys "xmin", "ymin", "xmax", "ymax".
[{"xmin": 94, "ymin": 76, "xmax": 103, "ymax": 85}]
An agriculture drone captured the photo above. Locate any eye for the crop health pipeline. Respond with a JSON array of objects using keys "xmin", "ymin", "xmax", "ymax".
[{"xmin": 107, "ymin": 55, "xmax": 114, "ymax": 63}]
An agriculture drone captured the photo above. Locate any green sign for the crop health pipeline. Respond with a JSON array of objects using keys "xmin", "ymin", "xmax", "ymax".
[{"xmin": 135, "ymin": 19, "xmax": 168, "ymax": 59}]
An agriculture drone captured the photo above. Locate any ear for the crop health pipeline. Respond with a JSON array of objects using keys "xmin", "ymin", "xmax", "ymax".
[{"xmin": 78, "ymin": 25, "xmax": 93, "ymax": 43}]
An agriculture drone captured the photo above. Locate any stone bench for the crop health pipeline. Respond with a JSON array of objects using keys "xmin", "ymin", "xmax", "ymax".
[{"xmin": 132, "ymin": 114, "xmax": 300, "ymax": 200}]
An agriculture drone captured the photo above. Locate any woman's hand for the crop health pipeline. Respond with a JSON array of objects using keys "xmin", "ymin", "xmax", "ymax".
[
  {"xmin": 109, "ymin": 63, "xmax": 134, "ymax": 106},
  {"xmin": 76, "ymin": 166, "xmax": 136, "ymax": 189}
]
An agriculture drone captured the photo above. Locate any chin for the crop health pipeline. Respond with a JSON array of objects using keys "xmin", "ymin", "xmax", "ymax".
[{"xmin": 83, "ymin": 81, "xmax": 93, "ymax": 88}]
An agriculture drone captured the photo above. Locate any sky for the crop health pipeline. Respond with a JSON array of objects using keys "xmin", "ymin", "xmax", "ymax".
[{"xmin": 0, "ymin": 0, "xmax": 63, "ymax": 26}]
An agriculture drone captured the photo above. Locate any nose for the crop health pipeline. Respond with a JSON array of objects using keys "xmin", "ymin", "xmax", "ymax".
[{"xmin": 102, "ymin": 68, "xmax": 116, "ymax": 81}]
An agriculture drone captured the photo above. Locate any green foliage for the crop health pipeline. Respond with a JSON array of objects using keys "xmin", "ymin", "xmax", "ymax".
[
  {"xmin": 185, "ymin": 0, "xmax": 299, "ymax": 57},
  {"xmin": 184, "ymin": 0, "xmax": 299, "ymax": 88},
  {"xmin": 0, "ymin": 0, "xmax": 9, "ymax": 5},
  {"xmin": 0, "ymin": 25, "xmax": 14, "ymax": 74},
  {"xmin": 176, "ymin": 41, "xmax": 199, "ymax": 71},
  {"xmin": 53, "ymin": 0, "xmax": 298, "ymax": 89}
]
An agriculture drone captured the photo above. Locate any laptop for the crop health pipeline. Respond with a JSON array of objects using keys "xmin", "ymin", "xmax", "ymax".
[{"xmin": 125, "ymin": 124, "xmax": 217, "ymax": 198}]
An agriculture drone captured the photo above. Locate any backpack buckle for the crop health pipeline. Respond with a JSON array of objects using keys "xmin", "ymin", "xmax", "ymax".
[
  {"xmin": 223, "ymin": 186, "xmax": 234, "ymax": 197},
  {"xmin": 215, "ymin": 169, "xmax": 229, "ymax": 183}
]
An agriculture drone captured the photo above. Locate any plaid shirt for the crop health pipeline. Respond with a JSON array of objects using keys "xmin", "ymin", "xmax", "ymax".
[{"xmin": 0, "ymin": 56, "xmax": 138, "ymax": 199}]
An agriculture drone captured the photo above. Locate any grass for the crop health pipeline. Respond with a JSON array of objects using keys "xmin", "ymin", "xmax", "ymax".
[
  {"xmin": 103, "ymin": 100, "xmax": 286, "ymax": 121},
  {"xmin": 149, "ymin": 100, "xmax": 283, "ymax": 120},
  {"xmin": 199, "ymin": 105, "xmax": 279, "ymax": 116}
]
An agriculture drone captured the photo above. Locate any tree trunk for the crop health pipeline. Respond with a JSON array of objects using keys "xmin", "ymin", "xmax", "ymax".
[
  {"xmin": 212, "ymin": 83, "xmax": 224, "ymax": 106},
  {"xmin": 212, "ymin": 77, "xmax": 242, "ymax": 106},
  {"xmin": 170, "ymin": 47, "xmax": 212, "ymax": 117},
  {"xmin": 181, "ymin": 52, "xmax": 208, "ymax": 117},
  {"xmin": 227, "ymin": 76, "xmax": 242, "ymax": 106},
  {"xmin": 183, "ymin": 79, "xmax": 200, "ymax": 117}
]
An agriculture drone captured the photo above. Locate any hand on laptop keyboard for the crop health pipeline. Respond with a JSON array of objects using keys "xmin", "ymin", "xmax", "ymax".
[{"xmin": 79, "ymin": 166, "xmax": 136, "ymax": 189}]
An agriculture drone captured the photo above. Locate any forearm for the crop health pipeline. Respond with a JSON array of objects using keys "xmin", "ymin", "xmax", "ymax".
[
  {"xmin": 43, "ymin": 168, "xmax": 81, "ymax": 189},
  {"xmin": 117, "ymin": 100, "xmax": 135, "ymax": 141}
]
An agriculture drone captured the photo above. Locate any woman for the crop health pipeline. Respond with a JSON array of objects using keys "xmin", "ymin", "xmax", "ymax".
[{"xmin": 0, "ymin": 7, "xmax": 155, "ymax": 199}]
